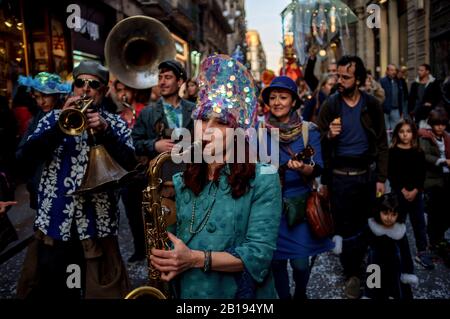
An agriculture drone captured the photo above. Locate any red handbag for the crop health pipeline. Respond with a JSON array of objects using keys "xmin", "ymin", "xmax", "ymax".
[{"xmin": 306, "ymin": 190, "xmax": 334, "ymax": 238}]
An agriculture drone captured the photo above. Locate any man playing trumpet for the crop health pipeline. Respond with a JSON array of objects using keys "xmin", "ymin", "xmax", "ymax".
[{"xmin": 17, "ymin": 61, "xmax": 135, "ymax": 299}]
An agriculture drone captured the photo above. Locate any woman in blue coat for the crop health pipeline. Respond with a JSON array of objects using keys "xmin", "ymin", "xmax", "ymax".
[
  {"xmin": 151, "ymin": 55, "xmax": 282, "ymax": 299},
  {"xmin": 263, "ymin": 76, "xmax": 334, "ymax": 299}
]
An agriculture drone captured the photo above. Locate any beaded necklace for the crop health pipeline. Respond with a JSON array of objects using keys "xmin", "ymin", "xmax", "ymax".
[{"xmin": 189, "ymin": 185, "xmax": 219, "ymax": 234}]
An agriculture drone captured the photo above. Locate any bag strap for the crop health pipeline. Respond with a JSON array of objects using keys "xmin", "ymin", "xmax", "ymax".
[{"xmin": 302, "ymin": 121, "xmax": 309, "ymax": 147}]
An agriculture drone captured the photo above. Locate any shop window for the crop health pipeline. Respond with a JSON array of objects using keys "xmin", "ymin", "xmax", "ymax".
[{"xmin": 0, "ymin": 1, "xmax": 26, "ymax": 100}]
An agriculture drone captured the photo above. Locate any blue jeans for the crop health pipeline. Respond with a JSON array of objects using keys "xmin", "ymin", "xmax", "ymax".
[
  {"xmin": 394, "ymin": 189, "xmax": 428, "ymax": 252},
  {"xmin": 384, "ymin": 109, "xmax": 401, "ymax": 143},
  {"xmin": 272, "ymin": 258, "xmax": 312, "ymax": 299}
]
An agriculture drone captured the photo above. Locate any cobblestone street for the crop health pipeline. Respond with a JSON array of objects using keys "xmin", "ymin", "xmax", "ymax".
[{"xmin": 1, "ymin": 186, "xmax": 449, "ymax": 299}]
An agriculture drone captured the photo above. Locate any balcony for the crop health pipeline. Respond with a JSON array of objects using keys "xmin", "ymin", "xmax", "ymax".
[
  {"xmin": 135, "ymin": 0, "xmax": 173, "ymax": 21},
  {"xmin": 136, "ymin": 0, "xmax": 196, "ymax": 30},
  {"xmin": 170, "ymin": 0, "xmax": 196, "ymax": 30}
]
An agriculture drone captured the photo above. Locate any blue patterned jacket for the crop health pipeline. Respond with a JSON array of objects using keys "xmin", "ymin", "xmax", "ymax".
[{"xmin": 19, "ymin": 107, "xmax": 135, "ymax": 241}]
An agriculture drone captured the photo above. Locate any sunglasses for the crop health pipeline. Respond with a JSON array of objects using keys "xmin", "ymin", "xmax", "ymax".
[{"xmin": 74, "ymin": 78, "xmax": 102, "ymax": 89}]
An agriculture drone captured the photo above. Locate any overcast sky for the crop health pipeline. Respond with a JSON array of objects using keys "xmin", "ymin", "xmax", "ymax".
[{"xmin": 245, "ymin": 0, "xmax": 292, "ymax": 73}]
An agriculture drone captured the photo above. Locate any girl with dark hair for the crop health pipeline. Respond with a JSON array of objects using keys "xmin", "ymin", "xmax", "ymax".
[
  {"xmin": 183, "ymin": 78, "xmax": 199, "ymax": 104},
  {"xmin": 262, "ymin": 76, "xmax": 333, "ymax": 299},
  {"xmin": 150, "ymin": 55, "xmax": 282, "ymax": 299},
  {"xmin": 388, "ymin": 119, "xmax": 434, "ymax": 269},
  {"xmin": 335, "ymin": 193, "xmax": 418, "ymax": 299}
]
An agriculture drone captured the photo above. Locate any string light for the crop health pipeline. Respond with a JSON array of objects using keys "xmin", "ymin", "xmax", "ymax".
[{"xmin": 4, "ymin": 19, "xmax": 13, "ymax": 28}]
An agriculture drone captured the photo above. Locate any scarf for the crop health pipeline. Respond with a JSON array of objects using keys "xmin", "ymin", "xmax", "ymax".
[{"xmin": 265, "ymin": 110, "xmax": 303, "ymax": 143}]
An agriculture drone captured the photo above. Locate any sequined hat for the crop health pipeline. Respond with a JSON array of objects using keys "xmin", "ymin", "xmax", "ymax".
[
  {"xmin": 192, "ymin": 54, "xmax": 257, "ymax": 130},
  {"xmin": 18, "ymin": 72, "xmax": 71, "ymax": 95}
]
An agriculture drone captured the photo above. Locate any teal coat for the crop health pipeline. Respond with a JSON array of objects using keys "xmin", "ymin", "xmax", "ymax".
[{"xmin": 172, "ymin": 163, "xmax": 282, "ymax": 299}]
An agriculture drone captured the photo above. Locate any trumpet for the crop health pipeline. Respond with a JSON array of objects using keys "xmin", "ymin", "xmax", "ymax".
[
  {"xmin": 121, "ymin": 95, "xmax": 136, "ymax": 122},
  {"xmin": 58, "ymin": 95, "xmax": 94, "ymax": 136}
]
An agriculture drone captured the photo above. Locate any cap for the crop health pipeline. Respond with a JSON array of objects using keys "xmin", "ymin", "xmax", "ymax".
[
  {"xmin": 261, "ymin": 76, "xmax": 301, "ymax": 107},
  {"xmin": 73, "ymin": 61, "xmax": 109, "ymax": 84},
  {"xmin": 158, "ymin": 59, "xmax": 187, "ymax": 82}
]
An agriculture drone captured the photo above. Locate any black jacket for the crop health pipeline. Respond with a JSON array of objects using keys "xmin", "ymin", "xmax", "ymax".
[
  {"xmin": 408, "ymin": 77, "xmax": 441, "ymax": 122},
  {"xmin": 131, "ymin": 98, "xmax": 195, "ymax": 159},
  {"xmin": 316, "ymin": 91, "xmax": 388, "ymax": 185}
]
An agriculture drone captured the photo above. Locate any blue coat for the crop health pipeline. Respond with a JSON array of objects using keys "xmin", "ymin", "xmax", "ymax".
[
  {"xmin": 272, "ymin": 124, "xmax": 333, "ymax": 259},
  {"xmin": 380, "ymin": 76, "xmax": 404, "ymax": 114},
  {"xmin": 172, "ymin": 163, "xmax": 282, "ymax": 299}
]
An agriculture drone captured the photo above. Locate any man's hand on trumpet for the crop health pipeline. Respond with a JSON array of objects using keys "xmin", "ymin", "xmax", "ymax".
[
  {"xmin": 62, "ymin": 95, "xmax": 83, "ymax": 110},
  {"xmin": 86, "ymin": 108, "xmax": 108, "ymax": 134}
]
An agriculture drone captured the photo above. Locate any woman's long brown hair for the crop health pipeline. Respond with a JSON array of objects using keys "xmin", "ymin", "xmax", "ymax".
[{"xmin": 183, "ymin": 139, "xmax": 256, "ymax": 199}]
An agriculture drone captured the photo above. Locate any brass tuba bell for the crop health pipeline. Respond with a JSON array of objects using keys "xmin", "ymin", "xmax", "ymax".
[{"xmin": 105, "ymin": 15, "xmax": 177, "ymax": 89}]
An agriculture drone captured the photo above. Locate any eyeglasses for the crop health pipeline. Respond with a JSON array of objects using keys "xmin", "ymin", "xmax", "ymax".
[
  {"xmin": 336, "ymin": 74, "xmax": 354, "ymax": 81},
  {"xmin": 74, "ymin": 78, "xmax": 101, "ymax": 89}
]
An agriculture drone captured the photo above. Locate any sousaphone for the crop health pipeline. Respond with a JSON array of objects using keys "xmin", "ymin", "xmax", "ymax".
[{"xmin": 105, "ymin": 15, "xmax": 177, "ymax": 89}]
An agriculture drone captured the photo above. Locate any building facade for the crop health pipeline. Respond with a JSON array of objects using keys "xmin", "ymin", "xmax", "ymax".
[
  {"xmin": 225, "ymin": 0, "xmax": 247, "ymax": 60},
  {"xmin": 345, "ymin": 0, "xmax": 448, "ymax": 84},
  {"xmin": 0, "ymin": 0, "xmax": 242, "ymax": 100},
  {"xmin": 246, "ymin": 30, "xmax": 266, "ymax": 82}
]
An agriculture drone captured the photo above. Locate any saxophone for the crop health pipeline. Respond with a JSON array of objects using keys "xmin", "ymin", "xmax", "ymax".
[
  {"xmin": 125, "ymin": 142, "xmax": 199, "ymax": 299},
  {"xmin": 125, "ymin": 152, "xmax": 174, "ymax": 299}
]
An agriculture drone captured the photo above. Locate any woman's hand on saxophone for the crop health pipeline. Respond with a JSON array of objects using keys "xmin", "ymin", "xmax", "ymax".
[{"xmin": 150, "ymin": 232, "xmax": 204, "ymax": 281}]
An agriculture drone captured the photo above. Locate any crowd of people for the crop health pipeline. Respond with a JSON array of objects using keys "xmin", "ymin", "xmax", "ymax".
[{"xmin": 0, "ymin": 51, "xmax": 449, "ymax": 300}]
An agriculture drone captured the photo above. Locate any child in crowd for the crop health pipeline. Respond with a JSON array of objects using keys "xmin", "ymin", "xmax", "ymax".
[
  {"xmin": 418, "ymin": 107, "xmax": 450, "ymax": 267},
  {"xmin": 333, "ymin": 193, "xmax": 418, "ymax": 299},
  {"xmin": 389, "ymin": 119, "xmax": 434, "ymax": 269}
]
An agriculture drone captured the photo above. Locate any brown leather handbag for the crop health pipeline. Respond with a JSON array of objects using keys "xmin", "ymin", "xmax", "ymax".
[{"xmin": 306, "ymin": 190, "xmax": 334, "ymax": 238}]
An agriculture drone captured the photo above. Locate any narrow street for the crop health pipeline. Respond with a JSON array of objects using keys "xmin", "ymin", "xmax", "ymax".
[{"xmin": 1, "ymin": 183, "xmax": 449, "ymax": 299}]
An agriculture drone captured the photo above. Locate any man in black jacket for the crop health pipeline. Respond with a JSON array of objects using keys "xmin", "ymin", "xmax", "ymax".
[
  {"xmin": 409, "ymin": 64, "xmax": 441, "ymax": 127},
  {"xmin": 132, "ymin": 60, "xmax": 195, "ymax": 159},
  {"xmin": 316, "ymin": 55, "xmax": 388, "ymax": 299}
]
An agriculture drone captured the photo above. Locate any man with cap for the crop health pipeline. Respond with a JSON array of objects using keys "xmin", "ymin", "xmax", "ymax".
[
  {"xmin": 17, "ymin": 61, "xmax": 135, "ymax": 299},
  {"xmin": 132, "ymin": 59, "xmax": 195, "ymax": 158}
]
